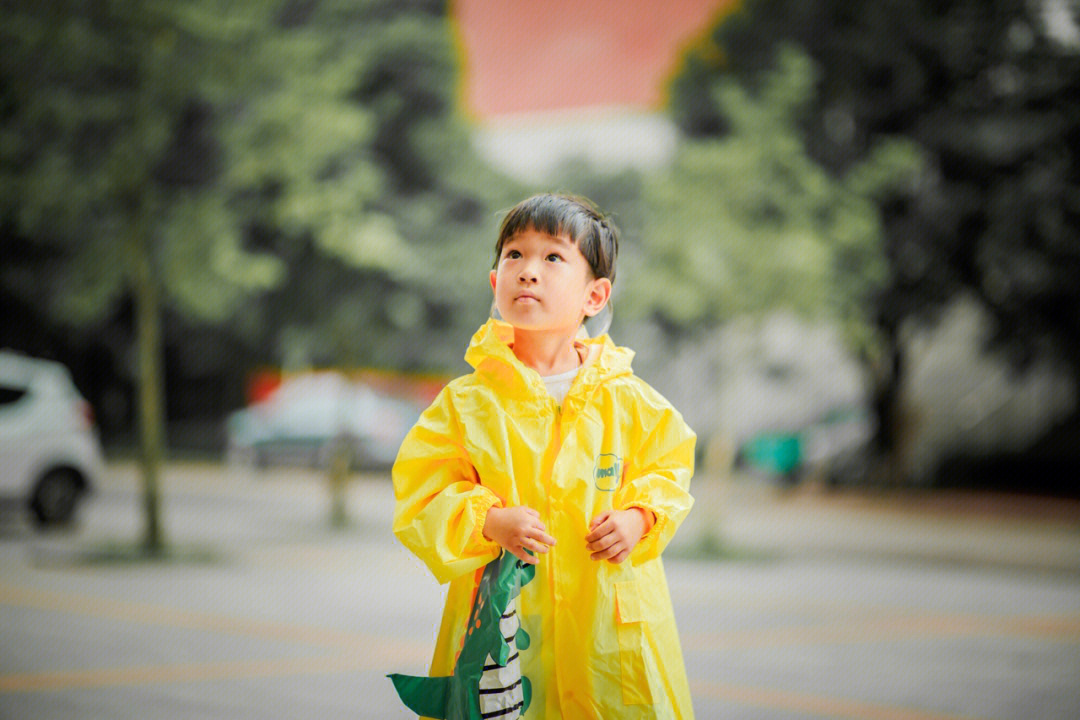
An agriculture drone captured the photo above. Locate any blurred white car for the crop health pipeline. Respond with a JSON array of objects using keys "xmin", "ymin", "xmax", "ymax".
[
  {"xmin": 0, "ymin": 350, "xmax": 103, "ymax": 526},
  {"xmin": 225, "ymin": 371, "xmax": 421, "ymax": 471}
]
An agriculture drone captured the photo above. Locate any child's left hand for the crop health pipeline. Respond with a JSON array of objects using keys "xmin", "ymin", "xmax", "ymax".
[{"xmin": 585, "ymin": 508, "xmax": 654, "ymax": 563}]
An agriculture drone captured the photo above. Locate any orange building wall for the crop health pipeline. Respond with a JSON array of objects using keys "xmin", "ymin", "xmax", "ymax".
[{"xmin": 452, "ymin": 0, "xmax": 734, "ymax": 119}]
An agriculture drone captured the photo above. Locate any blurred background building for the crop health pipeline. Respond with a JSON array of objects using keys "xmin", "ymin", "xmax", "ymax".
[{"xmin": 454, "ymin": 0, "xmax": 731, "ymax": 180}]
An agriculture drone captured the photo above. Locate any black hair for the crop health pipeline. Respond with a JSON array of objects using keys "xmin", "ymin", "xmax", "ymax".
[{"xmin": 494, "ymin": 193, "xmax": 619, "ymax": 283}]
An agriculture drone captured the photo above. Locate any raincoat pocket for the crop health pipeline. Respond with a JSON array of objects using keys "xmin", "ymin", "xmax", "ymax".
[{"xmin": 614, "ymin": 580, "xmax": 655, "ymax": 706}]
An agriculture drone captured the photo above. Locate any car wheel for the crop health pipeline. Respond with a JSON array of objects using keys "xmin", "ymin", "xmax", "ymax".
[{"xmin": 30, "ymin": 468, "xmax": 83, "ymax": 527}]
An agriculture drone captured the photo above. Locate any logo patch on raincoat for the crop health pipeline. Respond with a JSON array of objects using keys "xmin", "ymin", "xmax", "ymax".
[{"xmin": 594, "ymin": 453, "xmax": 623, "ymax": 491}]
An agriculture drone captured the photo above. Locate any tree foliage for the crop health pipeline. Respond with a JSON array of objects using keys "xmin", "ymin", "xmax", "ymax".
[
  {"xmin": 669, "ymin": 0, "xmax": 1080, "ymax": 374},
  {"xmin": 1, "ymin": 0, "xmax": 511, "ymax": 373},
  {"xmin": 638, "ymin": 46, "xmax": 920, "ymax": 359},
  {"xmin": 205, "ymin": 1, "xmax": 514, "ymax": 373},
  {"xmin": 0, "ymin": 2, "xmax": 287, "ymax": 326}
]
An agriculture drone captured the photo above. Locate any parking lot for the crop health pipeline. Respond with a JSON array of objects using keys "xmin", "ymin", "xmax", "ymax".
[{"xmin": 1, "ymin": 462, "xmax": 1078, "ymax": 719}]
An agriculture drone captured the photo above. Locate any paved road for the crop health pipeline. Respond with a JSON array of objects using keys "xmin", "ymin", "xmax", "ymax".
[{"xmin": 0, "ymin": 462, "xmax": 1077, "ymax": 719}]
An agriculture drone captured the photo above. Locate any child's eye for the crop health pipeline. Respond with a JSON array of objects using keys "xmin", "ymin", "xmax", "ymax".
[
  {"xmin": 504, "ymin": 249, "xmax": 521, "ymax": 259},
  {"xmin": 546, "ymin": 253, "xmax": 563, "ymax": 262}
]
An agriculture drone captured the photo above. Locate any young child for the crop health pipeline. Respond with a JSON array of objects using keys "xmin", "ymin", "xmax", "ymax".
[{"xmin": 392, "ymin": 193, "xmax": 696, "ymax": 719}]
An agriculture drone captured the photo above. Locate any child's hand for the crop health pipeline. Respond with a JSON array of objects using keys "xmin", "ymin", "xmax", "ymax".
[
  {"xmin": 482, "ymin": 506, "xmax": 556, "ymax": 565},
  {"xmin": 585, "ymin": 508, "xmax": 653, "ymax": 563}
]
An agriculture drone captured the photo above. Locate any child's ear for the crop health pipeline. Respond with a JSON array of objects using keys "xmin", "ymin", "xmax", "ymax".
[
  {"xmin": 583, "ymin": 277, "xmax": 612, "ymax": 317},
  {"xmin": 490, "ymin": 269, "xmax": 497, "ymax": 293}
]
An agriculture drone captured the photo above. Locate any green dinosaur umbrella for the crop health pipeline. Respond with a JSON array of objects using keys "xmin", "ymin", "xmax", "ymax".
[{"xmin": 389, "ymin": 550, "xmax": 535, "ymax": 719}]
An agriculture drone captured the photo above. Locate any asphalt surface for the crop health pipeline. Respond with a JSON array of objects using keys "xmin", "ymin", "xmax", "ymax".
[{"xmin": 0, "ymin": 461, "xmax": 1077, "ymax": 720}]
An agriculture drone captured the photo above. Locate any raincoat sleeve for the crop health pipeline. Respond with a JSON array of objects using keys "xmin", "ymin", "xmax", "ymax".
[
  {"xmin": 615, "ymin": 382, "xmax": 696, "ymax": 565},
  {"xmin": 392, "ymin": 386, "xmax": 503, "ymax": 584}
]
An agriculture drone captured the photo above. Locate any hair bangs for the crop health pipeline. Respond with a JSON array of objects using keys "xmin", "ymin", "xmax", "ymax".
[{"xmin": 494, "ymin": 193, "xmax": 618, "ymax": 283}]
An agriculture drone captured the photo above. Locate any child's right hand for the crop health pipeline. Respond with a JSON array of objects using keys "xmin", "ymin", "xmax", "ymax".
[{"xmin": 482, "ymin": 506, "xmax": 556, "ymax": 565}]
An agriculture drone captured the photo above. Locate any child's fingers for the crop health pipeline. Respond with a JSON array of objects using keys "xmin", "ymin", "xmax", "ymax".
[
  {"xmin": 530, "ymin": 528, "xmax": 557, "ymax": 547},
  {"xmin": 522, "ymin": 537, "xmax": 550, "ymax": 554},
  {"xmin": 590, "ymin": 541, "xmax": 623, "ymax": 562},
  {"xmin": 607, "ymin": 548, "xmax": 630, "ymax": 564},
  {"xmin": 584, "ymin": 518, "xmax": 614, "ymax": 544},
  {"xmin": 510, "ymin": 546, "xmax": 539, "ymax": 565},
  {"xmin": 523, "ymin": 507, "xmax": 540, "ymax": 518},
  {"xmin": 588, "ymin": 510, "xmax": 613, "ymax": 532},
  {"xmin": 585, "ymin": 528, "xmax": 617, "ymax": 554}
]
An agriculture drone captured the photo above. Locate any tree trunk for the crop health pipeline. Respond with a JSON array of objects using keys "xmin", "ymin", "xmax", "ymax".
[
  {"xmin": 868, "ymin": 329, "xmax": 910, "ymax": 487},
  {"xmin": 328, "ymin": 438, "xmax": 351, "ymax": 529},
  {"xmin": 132, "ymin": 226, "xmax": 166, "ymax": 554}
]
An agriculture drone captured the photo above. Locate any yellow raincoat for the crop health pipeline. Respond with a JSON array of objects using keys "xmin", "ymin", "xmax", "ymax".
[{"xmin": 393, "ymin": 319, "xmax": 696, "ymax": 719}]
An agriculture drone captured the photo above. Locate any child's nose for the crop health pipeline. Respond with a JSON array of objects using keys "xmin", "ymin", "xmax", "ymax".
[{"xmin": 518, "ymin": 263, "xmax": 539, "ymax": 283}]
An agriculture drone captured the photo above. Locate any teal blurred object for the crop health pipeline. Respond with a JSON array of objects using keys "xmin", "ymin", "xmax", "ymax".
[{"xmin": 742, "ymin": 433, "xmax": 803, "ymax": 475}]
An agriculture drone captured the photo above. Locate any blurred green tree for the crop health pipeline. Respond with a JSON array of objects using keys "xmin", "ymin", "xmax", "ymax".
[
  {"xmin": 0, "ymin": 0, "xmax": 510, "ymax": 550},
  {"xmin": 641, "ymin": 47, "xmax": 919, "ymax": 357},
  {"xmin": 669, "ymin": 0, "xmax": 1080, "ymax": 482},
  {"xmin": 1, "ymin": 1, "xmax": 285, "ymax": 553},
  {"xmin": 224, "ymin": 3, "xmax": 515, "ymax": 375}
]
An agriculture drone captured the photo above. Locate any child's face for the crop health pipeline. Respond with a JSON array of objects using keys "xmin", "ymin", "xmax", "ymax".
[{"xmin": 490, "ymin": 228, "xmax": 611, "ymax": 336}]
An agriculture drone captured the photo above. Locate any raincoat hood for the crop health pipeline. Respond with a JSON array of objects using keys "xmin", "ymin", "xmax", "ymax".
[{"xmin": 464, "ymin": 318, "xmax": 634, "ymax": 414}]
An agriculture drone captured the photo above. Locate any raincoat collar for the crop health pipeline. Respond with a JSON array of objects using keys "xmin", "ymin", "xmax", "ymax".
[{"xmin": 464, "ymin": 318, "xmax": 634, "ymax": 409}]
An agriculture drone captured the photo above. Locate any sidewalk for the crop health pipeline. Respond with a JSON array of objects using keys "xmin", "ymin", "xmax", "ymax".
[
  {"xmin": 76, "ymin": 461, "xmax": 1080, "ymax": 575},
  {"xmin": 674, "ymin": 474, "xmax": 1080, "ymax": 574}
]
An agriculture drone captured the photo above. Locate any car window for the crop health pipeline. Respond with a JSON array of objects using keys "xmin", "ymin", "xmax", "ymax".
[{"xmin": 0, "ymin": 385, "xmax": 28, "ymax": 406}]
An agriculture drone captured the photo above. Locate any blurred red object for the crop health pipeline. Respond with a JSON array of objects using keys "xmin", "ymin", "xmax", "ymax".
[{"xmin": 247, "ymin": 370, "xmax": 282, "ymax": 404}]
